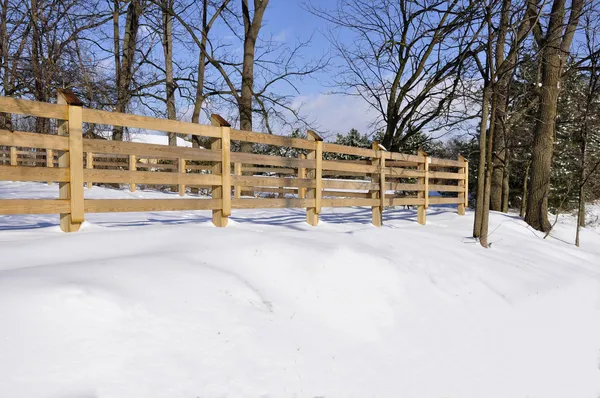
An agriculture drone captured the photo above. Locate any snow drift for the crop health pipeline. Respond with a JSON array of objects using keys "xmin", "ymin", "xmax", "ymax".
[{"xmin": 0, "ymin": 181, "xmax": 599, "ymax": 397}]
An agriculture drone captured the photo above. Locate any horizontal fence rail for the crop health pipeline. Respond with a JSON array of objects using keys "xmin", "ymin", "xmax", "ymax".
[{"xmin": 0, "ymin": 92, "xmax": 468, "ymax": 232}]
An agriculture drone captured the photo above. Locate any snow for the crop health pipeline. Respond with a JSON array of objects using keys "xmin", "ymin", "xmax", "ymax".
[
  {"xmin": 1, "ymin": 181, "xmax": 600, "ymax": 398},
  {"xmin": 131, "ymin": 131, "xmax": 192, "ymax": 147}
]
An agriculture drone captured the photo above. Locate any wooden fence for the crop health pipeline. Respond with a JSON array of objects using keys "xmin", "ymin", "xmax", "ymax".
[{"xmin": 0, "ymin": 91, "xmax": 468, "ymax": 232}]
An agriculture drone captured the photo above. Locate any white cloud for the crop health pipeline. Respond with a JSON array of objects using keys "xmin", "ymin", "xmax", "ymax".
[{"xmin": 294, "ymin": 93, "xmax": 380, "ymax": 139}]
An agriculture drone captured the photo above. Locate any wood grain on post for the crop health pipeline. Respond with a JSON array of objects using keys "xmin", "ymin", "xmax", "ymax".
[
  {"xmin": 85, "ymin": 152, "xmax": 93, "ymax": 189},
  {"xmin": 458, "ymin": 154, "xmax": 468, "ymax": 215},
  {"xmin": 10, "ymin": 146, "xmax": 16, "ymax": 166},
  {"xmin": 298, "ymin": 153, "xmax": 306, "ymax": 199},
  {"xmin": 233, "ymin": 163, "xmax": 242, "ymax": 199},
  {"xmin": 210, "ymin": 114, "xmax": 231, "ymax": 227},
  {"xmin": 129, "ymin": 154, "xmax": 136, "ymax": 192},
  {"xmin": 46, "ymin": 148, "xmax": 54, "ymax": 185},
  {"xmin": 417, "ymin": 149, "xmax": 429, "ymax": 225},
  {"xmin": 178, "ymin": 158, "xmax": 186, "ymax": 196},
  {"xmin": 306, "ymin": 130, "xmax": 323, "ymax": 226},
  {"xmin": 370, "ymin": 142, "xmax": 387, "ymax": 226},
  {"xmin": 57, "ymin": 89, "xmax": 84, "ymax": 232}
]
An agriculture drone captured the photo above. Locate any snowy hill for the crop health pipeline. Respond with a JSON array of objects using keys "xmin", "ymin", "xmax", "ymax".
[{"xmin": 0, "ymin": 181, "xmax": 599, "ymax": 398}]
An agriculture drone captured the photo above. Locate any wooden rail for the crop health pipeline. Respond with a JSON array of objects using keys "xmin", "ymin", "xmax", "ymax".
[{"xmin": 0, "ymin": 93, "xmax": 468, "ymax": 231}]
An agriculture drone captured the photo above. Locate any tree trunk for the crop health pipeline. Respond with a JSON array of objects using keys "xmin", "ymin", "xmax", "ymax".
[
  {"xmin": 113, "ymin": 0, "xmax": 141, "ymax": 141},
  {"xmin": 239, "ymin": 0, "xmax": 269, "ymax": 195},
  {"xmin": 501, "ymin": 146, "xmax": 510, "ymax": 213},
  {"xmin": 473, "ymin": 85, "xmax": 491, "ymax": 238},
  {"xmin": 525, "ymin": 0, "xmax": 584, "ymax": 232},
  {"xmin": 525, "ymin": 55, "xmax": 561, "ymax": 232},
  {"xmin": 490, "ymin": 78, "xmax": 509, "ymax": 212},
  {"xmin": 520, "ymin": 160, "xmax": 530, "ymax": 218},
  {"xmin": 0, "ymin": 0, "xmax": 10, "ymax": 130},
  {"xmin": 162, "ymin": 0, "xmax": 176, "ymax": 146},
  {"xmin": 480, "ymin": 85, "xmax": 499, "ymax": 248}
]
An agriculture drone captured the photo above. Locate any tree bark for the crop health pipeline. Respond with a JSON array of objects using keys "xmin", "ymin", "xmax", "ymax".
[
  {"xmin": 162, "ymin": 0, "xmax": 176, "ymax": 146},
  {"xmin": 525, "ymin": 0, "xmax": 584, "ymax": 232},
  {"xmin": 113, "ymin": 0, "xmax": 142, "ymax": 141},
  {"xmin": 473, "ymin": 85, "xmax": 491, "ymax": 238},
  {"xmin": 520, "ymin": 160, "xmax": 530, "ymax": 218}
]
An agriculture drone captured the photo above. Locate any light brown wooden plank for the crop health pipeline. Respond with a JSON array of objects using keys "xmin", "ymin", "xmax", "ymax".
[
  {"xmin": 84, "ymin": 199, "xmax": 221, "ymax": 213},
  {"xmin": 322, "ymin": 159, "xmax": 377, "ymax": 173},
  {"xmin": 315, "ymin": 141, "xmax": 323, "ymax": 214},
  {"xmin": 321, "ymin": 142, "xmax": 376, "ymax": 158},
  {"xmin": 383, "ymin": 197, "xmax": 425, "ymax": 206},
  {"xmin": 185, "ymin": 164, "xmax": 212, "ymax": 171},
  {"xmin": 233, "ymin": 163, "xmax": 243, "ymax": 199},
  {"xmin": 386, "ymin": 168, "xmax": 425, "ymax": 178},
  {"xmin": 231, "ymin": 175, "xmax": 316, "ymax": 188},
  {"xmin": 82, "ymin": 108, "xmax": 221, "ymax": 138},
  {"xmin": 10, "ymin": 146, "xmax": 16, "ymax": 166},
  {"xmin": 321, "ymin": 198, "xmax": 379, "ymax": 207},
  {"xmin": 83, "ymin": 169, "xmax": 221, "ymax": 185},
  {"xmin": 251, "ymin": 186, "xmax": 298, "ymax": 194},
  {"xmin": 68, "ymin": 105, "xmax": 85, "ymax": 223},
  {"xmin": 0, "ymin": 199, "xmax": 70, "ymax": 214},
  {"xmin": 429, "ymin": 184, "xmax": 463, "ymax": 192},
  {"xmin": 221, "ymin": 127, "xmax": 231, "ymax": 216},
  {"xmin": 429, "ymin": 171, "xmax": 465, "ymax": 180},
  {"xmin": 83, "ymin": 139, "xmax": 221, "ymax": 162},
  {"xmin": 230, "ymin": 129, "xmax": 317, "ymax": 150},
  {"xmin": 323, "ymin": 190, "xmax": 371, "ymax": 198},
  {"xmin": 322, "ymin": 179, "xmax": 378, "ymax": 190},
  {"xmin": 47, "ymin": 149, "xmax": 55, "ymax": 186},
  {"xmin": 428, "ymin": 196, "xmax": 465, "ymax": 205},
  {"xmin": 430, "ymin": 157, "xmax": 464, "ymax": 167},
  {"xmin": 389, "ymin": 152, "xmax": 426, "ymax": 163},
  {"xmin": 386, "ymin": 160, "xmax": 421, "ymax": 167},
  {"xmin": 0, "ymin": 165, "xmax": 69, "ymax": 182},
  {"xmin": 298, "ymin": 154, "xmax": 306, "ymax": 199},
  {"xmin": 0, "ymin": 97, "xmax": 68, "ymax": 119},
  {"xmin": 242, "ymin": 166, "xmax": 296, "ymax": 174},
  {"xmin": 230, "ymin": 151, "xmax": 313, "ymax": 169},
  {"xmin": 232, "ymin": 198, "xmax": 314, "ymax": 209},
  {"xmin": 0, "ymin": 130, "xmax": 69, "ymax": 150},
  {"xmin": 385, "ymin": 182, "xmax": 425, "ymax": 191}
]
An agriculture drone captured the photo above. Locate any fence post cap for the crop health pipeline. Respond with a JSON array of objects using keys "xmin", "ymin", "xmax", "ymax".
[
  {"xmin": 372, "ymin": 142, "xmax": 387, "ymax": 151},
  {"xmin": 458, "ymin": 154, "xmax": 468, "ymax": 162},
  {"xmin": 417, "ymin": 148, "xmax": 429, "ymax": 157},
  {"xmin": 306, "ymin": 130, "xmax": 323, "ymax": 141},
  {"xmin": 56, "ymin": 89, "xmax": 84, "ymax": 106},
  {"xmin": 210, "ymin": 114, "xmax": 231, "ymax": 127}
]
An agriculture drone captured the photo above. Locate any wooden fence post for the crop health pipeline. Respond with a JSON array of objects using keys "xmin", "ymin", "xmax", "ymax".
[
  {"xmin": 210, "ymin": 114, "xmax": 231, "ymax": 227},
  {"xmin": 233, "ymin": 162, "xmax": 242, "ymax": 199},
  {"xmin": 46, "ymin": 148, "xmax": 54, "ymax": 185},
  {"xmin": 129, "ymin": 154, "xmax": 136, "ymax": 192},
  {"xmin": 10, "ymin": 146, "xmax": 16, "ymax": 165},
  {"xmin": 417, "ymin": 149, "xmax": 429, "ymax": 225},
  {"xmin": 178, "ymin": 158, "xmax": 186, "ymax": 196},
  {"xmin": 306, "ymin": 130, "xmax": 323, "ymax": 226},
  {"xmin": 298, "ymin": 153, "xmax": 306, "ymax": 199},
  {"xmin": 370, "ymin": 142, "xmax": 387, "ymax": 226},
  {"xmin": 57, "ymin": 89, "xmax": 84, "ymax": 232},
  {"xmin": 85, "ymin": 152, "xmax": 93, "ymax": 189},
  {"xmin": 458, "ymin": 154, "xmax": 468, "ymax": 215},
  {"xmin": 10, "ymin": 146, "xmax": 16, "ymax": 181}
]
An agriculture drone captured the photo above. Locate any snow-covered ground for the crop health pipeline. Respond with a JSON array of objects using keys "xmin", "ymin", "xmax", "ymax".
[{"xmin": 1, "ymin": 181, "xmax": 599, "ymax": 398}]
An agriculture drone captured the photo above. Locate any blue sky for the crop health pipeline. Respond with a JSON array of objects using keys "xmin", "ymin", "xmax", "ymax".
[{"xmin": 240, "ymin": 1, "xmax": 378, "ymax": 137}]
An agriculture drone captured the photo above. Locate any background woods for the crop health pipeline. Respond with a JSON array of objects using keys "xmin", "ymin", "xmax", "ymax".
[{"xmin": 1, "ymin": 0, "xmax": 600, "ymax": 246}]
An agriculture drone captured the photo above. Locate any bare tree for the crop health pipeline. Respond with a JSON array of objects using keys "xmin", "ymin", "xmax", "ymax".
[
  {"xmin": 112, "ymin": 0, "xmax": 143, "ymax": 141},
  {"xmin": 525, "ymin": 0, "xmax": 585, "ymax": 232},
  {"xmin": 307, "ymin": 0, "xmax": 484, "ymax": 152},
  {"xmin": 473, "ymin": 0, "xmax": 539, "ymax": 245}
]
